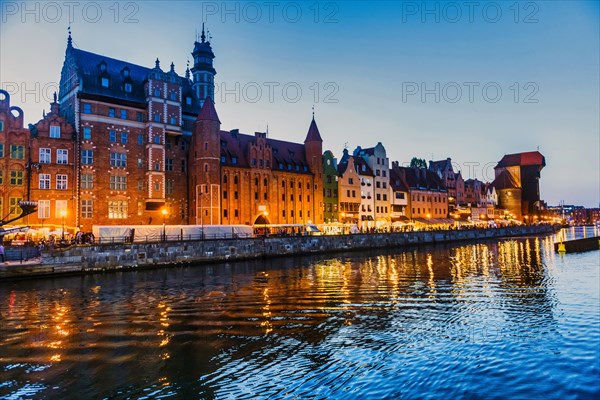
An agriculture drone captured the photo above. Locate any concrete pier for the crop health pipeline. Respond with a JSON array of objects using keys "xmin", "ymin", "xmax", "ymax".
[{"xmin": 0, "ymin": 225, "xmax": 557, "ymax": 281}]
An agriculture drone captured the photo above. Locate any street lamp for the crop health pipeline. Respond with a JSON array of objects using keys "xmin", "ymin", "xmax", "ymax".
[
  {"xmin": 161, "ymin": 208, "xmax": 168, "ymax": 241},
  {"xmin": 60, "ymin": 209, "xmax": 66, "ymax": 242}
]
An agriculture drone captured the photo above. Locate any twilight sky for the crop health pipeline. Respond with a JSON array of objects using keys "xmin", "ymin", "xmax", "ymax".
[{"xmin": 1, "ymin": 1, "xmax": 598, "ymax": 207}]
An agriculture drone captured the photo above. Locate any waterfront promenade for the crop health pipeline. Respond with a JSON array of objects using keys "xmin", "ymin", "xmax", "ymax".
[{"xmin": 0, "ymin": 225, "xmax": 557, "ymax": 281}]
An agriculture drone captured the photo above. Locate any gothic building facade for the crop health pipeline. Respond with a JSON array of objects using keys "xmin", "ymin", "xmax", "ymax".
[{"xmin": 7, "ymin": 29, "xmax": 323, "ymax": 232}]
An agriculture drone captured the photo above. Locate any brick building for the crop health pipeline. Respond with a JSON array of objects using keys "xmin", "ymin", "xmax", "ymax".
[
  {"xmin": 27, "ymin": 96, "xmax": 77, "ymax": 233},
  {"xmin": 429, "ymin": 157, "xmax": 464, "ymax": 211},
  {"xmin": 0, "ymin": 90, "xmax": 29, "ymax": 224},
  {"xmin": 191, "ymin": 102, "xmax": 324, "ymax": 226},
  {"xmin": 336, "ymin": 149, "xmax": 361, "ymax": 225},
  {"xmin": 492, "ymin": 151, "xmax": 546, "ymax": 221},
  {"xmin": 395, "ymin": 166, "xmax": 448, "ymax": 220},
  {"xmin": 464, "ymin": 178, "xmax": 485, "ymax": 206},
  {"xmin": 24, "ymin": 28, "xmax": 324, "ymax": 231}
]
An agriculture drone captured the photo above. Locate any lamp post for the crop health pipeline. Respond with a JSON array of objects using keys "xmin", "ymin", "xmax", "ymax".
[
  {"xmin": 161, "ymin": 208, "xmax": 168, "ymax": 241},
  {"xmin": 60, "ymin": 209, "xmax": 66, "ymax": 242}
]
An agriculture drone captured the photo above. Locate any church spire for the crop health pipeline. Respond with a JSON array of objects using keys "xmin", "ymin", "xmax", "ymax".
[
  {"xmin": 201, "ymin": 23, "xmax": 206, "ymax": 43},
  {"xmin": 67, "ymin": 26, "xmax": 72, "ymax": 48},
  {"xmin": 196, "ymin": 96, "xmax": 220, "ymax": 123},
  {"xmin": 305, "ymin": 114, "xmax": 323, "ymax": 143}
]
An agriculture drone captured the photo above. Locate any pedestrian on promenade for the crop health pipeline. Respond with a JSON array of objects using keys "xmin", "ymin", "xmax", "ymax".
[{"xmin": 0, "ymin": 243, "xmax": 5, "ymax": 262}]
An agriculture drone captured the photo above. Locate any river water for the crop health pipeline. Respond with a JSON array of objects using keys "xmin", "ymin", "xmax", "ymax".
[{"xmin": 1, "ymin": 228, "xmax": 599, "ymax": 399}]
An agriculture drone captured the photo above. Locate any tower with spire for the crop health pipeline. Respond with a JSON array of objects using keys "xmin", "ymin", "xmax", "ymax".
[
  {"xmin": 51, "ymin": 26, "xmax": 329, "ymax": 228},
  {"xmin": 191, "ymin": 24, "xmax": 216, "ymax": 109},
  {"xmin": 190, "ymin": 97, "xmax": 221, "ymax": 225},
  {"xmin": 304, "ymin": 111, "xmax": 324, "ymax": 223}
]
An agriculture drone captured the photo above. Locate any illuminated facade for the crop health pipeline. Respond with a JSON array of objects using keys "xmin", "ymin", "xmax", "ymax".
[{"xmin": 53, "ymin": 29, "xmax": 323, "ymax": 230}]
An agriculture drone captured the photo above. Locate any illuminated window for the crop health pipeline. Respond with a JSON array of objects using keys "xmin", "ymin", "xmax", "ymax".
[
  {"xmin": 9, "ymin": 197, "xmax": 22, "ymax": 218},
  {"xmin": 37, "ymin": 200, "xmax": 50, "ymax": 219},
  {"xmin": 108, "ymin": 200, "xmax": 128, "ymax": 219}
]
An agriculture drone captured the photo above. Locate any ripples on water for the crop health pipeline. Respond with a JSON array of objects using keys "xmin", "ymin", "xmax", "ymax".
[{"xmin": 0, "ymin": 228, "xmax": 599, "ymax": 399}]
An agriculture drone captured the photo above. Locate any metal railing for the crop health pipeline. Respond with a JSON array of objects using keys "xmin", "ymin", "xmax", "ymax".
[{"xmin": 94, "ymin": 232, "xmax": 253, "ymax": 245}]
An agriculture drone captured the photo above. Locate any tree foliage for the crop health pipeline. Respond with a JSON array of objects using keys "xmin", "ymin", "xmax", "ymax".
[{"xmin": 410, "ymin": 157, "xmax": 427, "ymax": 169}]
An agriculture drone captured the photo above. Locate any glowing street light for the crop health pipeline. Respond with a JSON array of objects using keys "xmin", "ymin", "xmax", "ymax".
[{"xmin": 161, "ymin": 208, "xmax": 168, "ymax": 241}]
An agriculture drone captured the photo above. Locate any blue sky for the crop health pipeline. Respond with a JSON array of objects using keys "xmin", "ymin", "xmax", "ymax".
[{"xmin": 1, "ymin": 1, "xmax": 598, "ymax": 206}]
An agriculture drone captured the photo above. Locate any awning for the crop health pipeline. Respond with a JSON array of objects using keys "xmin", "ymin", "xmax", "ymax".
[
  {"xmin": 306, "ymin": 224, "xmax": 321, "ymax": 232},
  {"xmin": 414, "ymin": 218, "xmax": 455, "ymax": 225},
  {"xmin": 0, "ymin": 226, "xmax": 30, "ymax": 236},
  {"xmin": 391, "ymin": 221, "xmax": 413, "ymax": 227}
]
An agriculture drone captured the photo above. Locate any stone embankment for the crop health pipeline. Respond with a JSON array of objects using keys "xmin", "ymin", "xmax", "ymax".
[{"xmin": 0, "ymin": 225, "xmax": 557, "ymax": 280}]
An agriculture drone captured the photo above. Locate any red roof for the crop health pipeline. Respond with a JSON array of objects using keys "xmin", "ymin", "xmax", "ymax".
[
  {"xmin": 495, "ymin": 151, "xmax": 545, "ymax": 168},
  {"xmin": 219, "ymin": 129, "xmax": 310, "ymax": 172},
  {"xmin": 196, "ymin": 97, "xmax": 220, "ymax": 123}
]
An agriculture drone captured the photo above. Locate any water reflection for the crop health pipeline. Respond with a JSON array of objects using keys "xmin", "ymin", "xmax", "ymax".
[{"xmin": 1, "ymin": 229, "xmax": 599, "ymax": 399}]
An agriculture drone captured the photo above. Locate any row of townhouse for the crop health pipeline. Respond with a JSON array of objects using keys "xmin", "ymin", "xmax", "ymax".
[
  {"xmin": 323, "ymin": 143, "xmax": 452, "ymax": 229},
  {"xmin": 321, "ymin": 141, "xmax": 543, "ymax": 228}
]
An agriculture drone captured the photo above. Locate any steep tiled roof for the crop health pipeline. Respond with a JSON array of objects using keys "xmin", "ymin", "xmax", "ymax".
[
  {"xmin": 397, "ymin": 166, "xmax": 447, "ymax": 192},
  {"xmin": 219, "ymin": 130, "xmax": 310, "ymax": 173},
  {"xmin": 429, "ymin": 158, "xmax": 453, "ymax": 173},
  {"xmin": 304, "ymin": 118, "xmax": 323, "ymax": 142},
  {"xmin": 68, "ymin": 47, "xmax": 201, "ymax": 114},
  {"xmin": 354, "ymin": 157, "xmax": 374, "ymax": 176},
  {"xmin": 196, "ymin": 97, "xmax": 220, "ymax": 123},
  {"xmin": 389, "ymin": 168, "xmax": 409, "ymax": 192},
  {"xmin": 492, "ymin": 170, "xmax": 520, "ymax": 190},
  {"xmin": 70, "ymin": 48, "xmax": 148, "ymax": 103},
  {"xmin": 495, "ymin": 151, "xmax": 546, "ymax": 168}
]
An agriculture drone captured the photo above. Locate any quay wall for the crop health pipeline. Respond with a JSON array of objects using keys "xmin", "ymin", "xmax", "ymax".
[{"xmin": 0, "ymin": 225, "xmax": 557, "ymax": 280}]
